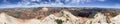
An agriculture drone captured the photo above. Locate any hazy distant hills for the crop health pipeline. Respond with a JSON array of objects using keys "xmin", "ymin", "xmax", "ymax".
[{"xmin": 0, "ymin": 7, "xmax": 120, "ymax": 18}]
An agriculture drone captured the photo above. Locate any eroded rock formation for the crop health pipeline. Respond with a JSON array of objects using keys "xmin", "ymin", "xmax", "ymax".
[{"xmin": 0, "ymin": 10, "xmax": 120, "ymax": 24}]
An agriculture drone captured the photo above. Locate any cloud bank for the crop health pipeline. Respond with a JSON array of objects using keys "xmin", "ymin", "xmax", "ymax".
[{"xmin": 0, "ymin": 0, "xmax": 120, "ymax": 8}]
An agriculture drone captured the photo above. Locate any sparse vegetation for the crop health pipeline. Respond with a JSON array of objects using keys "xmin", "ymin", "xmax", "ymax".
[
  {"xmin": 0, "ymin": 7, "xmax": 120, "ymax": 19},
  {"xmin": 55, "ymin": 19, "xmax": 63, "ymax": 24}
]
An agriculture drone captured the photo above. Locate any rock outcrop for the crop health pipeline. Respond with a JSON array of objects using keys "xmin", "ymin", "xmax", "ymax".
[
  {"xmin": 0, "ymin": 13, "xmax": 41, "ymax": 24},
  {"xmin": 0, "ymin": 10, "xmax": 120, "ymax": 24}
]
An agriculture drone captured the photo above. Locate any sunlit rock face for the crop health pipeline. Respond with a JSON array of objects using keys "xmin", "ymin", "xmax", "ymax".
[
  {"xmin": 40, "ymin": 10, "xmax": 120, "ymax": 24},
  {"xmin": 91, "ymin": 13, "xmax": 108, "ymax": 24},
  {"xmin": 40, "ymin": 14, "xmax": 58, "ymax": 24},
  {"xmin": 0, "ymin": 10, "xmax": 120, "ymax": 24},
  {"xmin": 0, "ymin": 13, "xmax": 17, "ymax": 24},
  {"xmin": 0, "ymin": 13, "xmax": 41, "ymax": 24},
  {"xmin": 57, "ymin": 10, "xmax": 79, "ymax": 24},
  {"xmin": 40, "ymin": 10, "xmax": 78, "ymax": 24},
  {"xmin": 111, "ymin": 14, "xmax": 120, "ymax": 24}
]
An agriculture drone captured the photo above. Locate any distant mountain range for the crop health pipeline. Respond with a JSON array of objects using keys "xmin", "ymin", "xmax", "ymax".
[{"xmin": 0, "ymin": 7, "xmax": 120, "ymax": 18}]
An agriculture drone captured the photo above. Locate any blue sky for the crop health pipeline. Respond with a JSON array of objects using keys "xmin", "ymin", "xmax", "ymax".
[{"xmin": 0, "ymin": 0, "xmax": 120, "ymax": 8}]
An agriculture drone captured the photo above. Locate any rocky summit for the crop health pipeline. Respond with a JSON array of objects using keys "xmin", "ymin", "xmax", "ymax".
[{"xmin": 0, "ymin": 7, "xmax": 120, "ymax": 24}]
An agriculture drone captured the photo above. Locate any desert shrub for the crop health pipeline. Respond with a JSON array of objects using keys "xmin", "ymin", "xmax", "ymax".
[{"xmin": 55, "ymin": 19, "xmax": 63, "ymax": 24}]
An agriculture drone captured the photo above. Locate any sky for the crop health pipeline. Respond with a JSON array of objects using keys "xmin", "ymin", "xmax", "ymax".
[{"xmin": 0, "ymin": 0, "xmax": 120, "ymax": 8}]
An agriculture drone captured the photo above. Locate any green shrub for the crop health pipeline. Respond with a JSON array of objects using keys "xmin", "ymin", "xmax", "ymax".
[{"xmin": 55, "ymin": 19, "xmax": 63, "ymax": 24}]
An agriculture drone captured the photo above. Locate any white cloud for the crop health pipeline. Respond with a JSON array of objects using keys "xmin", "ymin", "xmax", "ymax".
[
  {"xmin": 0, "ymin": 0, "xmax": 110, "ymax": 8},
  {"xmin": 65, "ymin": 0, "xmax": 70, "ymax": 2},
  {"xmin": 115, "ymin": 4, "xmax": 120, "ymax": 6},
  {"xmin": 3, "ymin": 0, "xmax": 7, "ymax": 2},
  {"xmin": 3, "ymin": 0, "xmax": 10, "ymax": 4},
  {"xmin": 98, "ymin": 0, "xmax": 105, "ymax": 2},
  {"xmin": 112, "ymin": 4, "xmax": 120, "ymax": 8},
  {"xmin": 31, "ymin": 0, "xmax": 41, "ymax": 2},
  {"xmin": 31, "ymin": 0, "xmax": 37, "ymax": 1},
  {"xmin": 70, "ymin": 0, "xmax": 93, "ymax": 4}
]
